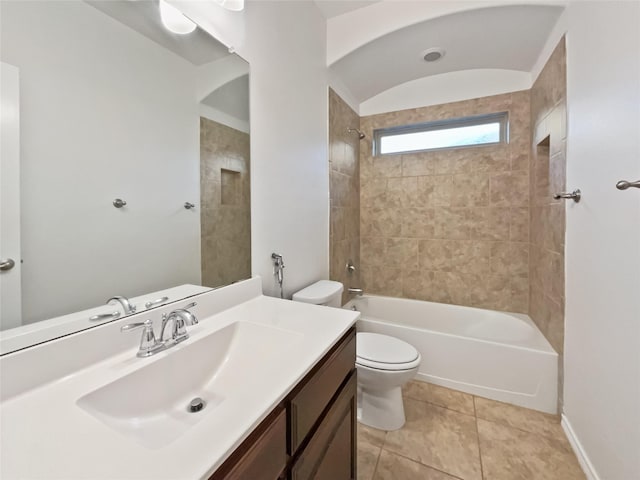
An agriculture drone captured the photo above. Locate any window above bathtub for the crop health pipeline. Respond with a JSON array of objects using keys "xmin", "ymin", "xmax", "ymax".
[{"xmin": 373, "ymin": 112, "xmax": 509, "ymax": 156}]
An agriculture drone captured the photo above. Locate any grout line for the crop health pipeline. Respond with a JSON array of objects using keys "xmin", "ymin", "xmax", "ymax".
[
  {"xmin": 474, "ymin": 413, "xmax": 568, "ymax": 447},
  {"xmin": 370, "ymin": 444, "xmax": 383, "ymax": 480},
  {"xmin": 402, "ymin": 394, "xmax": 476, "ymax": 418},
  {"xmin": 379, "ymin": 448, "xmax": 466, "ymax": 480},
  {"xmin": 473, "ymin": 396, "xmax": 487, "ymax": 480}
]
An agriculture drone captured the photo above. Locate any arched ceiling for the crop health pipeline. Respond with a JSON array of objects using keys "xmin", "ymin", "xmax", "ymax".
[{"xmin": 330, "ymin": 4, "xmax": 564, "ymax": 103}]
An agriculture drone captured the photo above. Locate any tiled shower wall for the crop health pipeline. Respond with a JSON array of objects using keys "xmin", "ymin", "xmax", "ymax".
[
  {"xmin": 329, "ymin": 89, "xmax": 361, "ymax": 304},
  {"xmin": 358, "ymin": 92, "xmax": 531, "ymax": 313},
  {"xmin": 200, "ymin": 117, "xmax": 251, "ymax": 288},
  {"xmin": 529, "ymin": 38, "xmax": 567, "ymax": 405}
]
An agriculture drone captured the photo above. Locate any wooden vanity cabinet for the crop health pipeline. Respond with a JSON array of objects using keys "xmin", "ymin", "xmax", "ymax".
[{"xmin": 210, "ymin": 328, "xmax": 357, "ymax": 480}]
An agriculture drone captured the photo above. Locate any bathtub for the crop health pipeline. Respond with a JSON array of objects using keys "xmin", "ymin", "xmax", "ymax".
[{"xmin": 343, "ymin": 295, "xmax": 558, "ymax": 414}]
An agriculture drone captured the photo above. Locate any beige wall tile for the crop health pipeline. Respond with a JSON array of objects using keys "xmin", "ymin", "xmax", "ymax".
[
  {"xmin": 419, "ymin": 240, "xmax": 491, "ymax": 275},
  {"xmin": 402, "ymin": 152, "xmax": 434, "ymax": 176},
  {"xmin": 361, "ymin": 265, "xmax": 403, "ymax": 297},
  {"xmin": 361, "ymin": 237, "xmax": 386, "ymax": 267},
  {"xmin": 359, "ymin": 90, "xmax": 532, "ymax": 313},
  {"xmin": 200, "ymin": 117, "xmax": 251, "ymax": 288},
  {"xmin": 329, "ymin": 89, "xmax": 361, "ymax": 298},
  {"xmin": 417, "ymin": 175, "xmax": 453, "ymax": 208},
  {"xmin": 451, "ymin": 173, "xmax": 490, "ymax": 207},
  {"xmin": 402, "ymin": 269, "xmax": 436, "ymax": 301},
  {"xmin": 372, "ymin": 156, "xmax": 402, "ymax": 177},
  {"xmin": 433, "ymin": 207, "xmax": 470, "ymax": 239},
  {"xmin": 490, "ymin": 242, "xmax": 529, "ymax": 276},
  {"xmin": 490, "ymin": 171, "xmax": 530, "ymax": 207},
  {"xmin": 387, "ymin": 177, "xmax": 418, "ymax": 208},
  {"xmin": 510, "ymin": 207, "xmax": 530, "ymax": 242},
  {"xmin": 386, "ymin": 237, "xmax": 419, "ymax": 268},
  {"xmin": 401, "ymin": 208, "xmax": 436, "ymax": 238},
  {"xmin": 467, "ymin": 207, "xmax": 511, "ymax": 241},
  {"xmin": 361, "ymin": 177, "xmax": 388, "ymax": 208},
  {"xmin": 529, "ymin": 38, "xmax": 567, "ymax": 410},
  {"xmin": 362, "ymin": 206, "xmax": 403, "ymax": 237}
]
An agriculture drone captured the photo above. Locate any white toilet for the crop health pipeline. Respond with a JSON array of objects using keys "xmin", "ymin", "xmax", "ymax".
[{"xmin": 292, "ymin": 280, "xmax": 421, "ymax": 431}]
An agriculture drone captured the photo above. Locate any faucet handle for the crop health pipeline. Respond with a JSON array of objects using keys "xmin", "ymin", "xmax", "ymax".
[{"xmin": 121, "ymin": 319, "xmax": 164, "ymax": 358}]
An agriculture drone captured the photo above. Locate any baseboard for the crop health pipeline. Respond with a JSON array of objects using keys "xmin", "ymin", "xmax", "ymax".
[{"xmin": 561, "ymin": 414, "xmax": 600, "ymax": 480}]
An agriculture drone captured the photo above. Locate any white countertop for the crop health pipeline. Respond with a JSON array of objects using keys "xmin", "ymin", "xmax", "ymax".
[{"xmin": 0, "ymin": 284, "xmax": 358, "ymax": 479}]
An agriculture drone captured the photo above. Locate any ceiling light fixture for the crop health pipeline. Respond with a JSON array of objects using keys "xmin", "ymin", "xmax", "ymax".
[
  {"xmin": 159, "ymin": 0, "xmax": 197, "ymax": 35},
  {"xmin": 422, "ymin": 48, "xmax": 446, "ymax": 63},
  {"xmin": 213, "ymin": 0, "xmax": 245, "ymax": 11}
]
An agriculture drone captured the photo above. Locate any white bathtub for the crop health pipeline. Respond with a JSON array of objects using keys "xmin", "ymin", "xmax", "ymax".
[{"xmin": 343, "ymin": 295, "xmax": 558, "ymax": 414}]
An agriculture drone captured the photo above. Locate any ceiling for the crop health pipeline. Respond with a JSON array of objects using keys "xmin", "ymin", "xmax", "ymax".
[
  {"xmin": 330, "ymin": 5, "xmax": 563, "ymax": 103},
  {"xmin": 202, "ymin": 74, "xmax": 250, "ymax": 122},
  {"xmin": 314, "ymin": 0, "xmax": 380, "ymax": 19},
  {"xmin": 86, "ymin": 0, "xmax": 230, "ymax": 65}
]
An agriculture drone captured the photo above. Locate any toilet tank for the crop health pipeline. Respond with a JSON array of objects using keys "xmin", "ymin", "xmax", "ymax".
[{"xmin": 292, "ymin": 280, "xmax": 344, "ymax": 308}]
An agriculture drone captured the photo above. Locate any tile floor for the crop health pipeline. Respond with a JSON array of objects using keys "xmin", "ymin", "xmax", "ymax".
[{"xmin": 358, "ymin": 381, "xmax": 585, "ymax": 480}]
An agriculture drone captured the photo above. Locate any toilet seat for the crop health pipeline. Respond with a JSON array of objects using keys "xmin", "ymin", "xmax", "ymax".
[{"xmin": 356, "ymin": 332, "xmax": 421, "ymax": 371}]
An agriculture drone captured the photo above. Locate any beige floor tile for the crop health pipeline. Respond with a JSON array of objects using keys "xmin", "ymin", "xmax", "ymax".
[
  {"xmin": 474, "ymin": 397, "xmax": 568, "ymax": 445},
  {"xmin": 403, "ymin": 381, "xmax": 475, "ymax": 415},
  {"xmin": 373, "ymin": 450, "xmax": 460, "ymax": 480},
  {"xmin": 358, "ymin": 422, "xmax": 387, "ymax": 448},
  {"xmin": 358, "ymin": 440, "xmax": 382, "ymax": 480},
  {"xmin": 477, "ymin": 418, "xmax": 585, "ymax": 480},
  {"xmin": 384, "ymin": 398, "xmax": 482, "ymax": 480}
]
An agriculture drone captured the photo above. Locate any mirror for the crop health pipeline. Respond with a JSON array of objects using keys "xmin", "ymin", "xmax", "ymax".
[{"xmin": 0, "ymin": 0, "xmax": 251, "ymax": 354}]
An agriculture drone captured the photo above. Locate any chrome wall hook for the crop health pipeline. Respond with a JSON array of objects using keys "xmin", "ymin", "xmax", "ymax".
[
  {"xmin": 184, "ymin": 202, "xmax": 195, "ymax": 210},
  {"xmin": 616, "ymin": 179, "xmax": 640, "ymax": 190},
  {"xmin": 553, "ymin": 189, "xmax": 581, "ymax": 202},
  {"xmin": 113, "ymin": 198, "xmax": 127, "ymax": 208}
]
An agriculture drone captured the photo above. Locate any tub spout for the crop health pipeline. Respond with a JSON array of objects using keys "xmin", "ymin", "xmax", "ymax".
[{"xmin": 348, "ymin": 287, "xmax": 364, "ymax": 296}]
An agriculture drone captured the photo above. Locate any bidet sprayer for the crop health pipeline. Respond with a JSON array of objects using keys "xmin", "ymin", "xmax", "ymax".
[{"xmin": 271, "ymin": 253, "xmax": 285, "ymax": 299}]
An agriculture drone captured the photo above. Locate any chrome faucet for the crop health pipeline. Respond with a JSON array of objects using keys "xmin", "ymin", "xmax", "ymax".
[
  {"xmin": 348, "ymin": 287, "xmax": 364, "ymax": 296},
  {"xmin": 159, "ymin": 303, "xmax": 198, "ymax": 344},
  {"xmin": 108, "ymin": 295, "xmax": 136, "ymax": 315},
  {"xmin": 120, "ymin": 319, "xmax": 165, "ymax": 358},
  {"xmin": 120, "ymin": 302, "xmax": 198, "ymax": 358}
]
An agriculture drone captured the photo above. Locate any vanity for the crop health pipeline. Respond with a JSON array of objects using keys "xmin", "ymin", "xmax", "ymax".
[{"xmin": 0, "ymin": 278, "xmax": 359, "ymax": 479}]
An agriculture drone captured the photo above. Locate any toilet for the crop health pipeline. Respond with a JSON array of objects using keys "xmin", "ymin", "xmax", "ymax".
[{"xmin": 292, "ymin": 280, "xmax": 421, "ymax": 431}]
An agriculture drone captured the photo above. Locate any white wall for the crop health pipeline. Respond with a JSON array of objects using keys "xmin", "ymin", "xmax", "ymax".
[
  {"xmin": 1, "ymin": 1, "xmax": 201, "ymax": 324},
  {"xmin": 564, "ymin": 2, "xmax": 640, "ymax": 479},
  {"xmin": 179, "ymin": 0, "xmax": 330, "ymax": 298},
  {"xmin": 359, "ymin": 68, "xmax": 531, "ymax": 116}
]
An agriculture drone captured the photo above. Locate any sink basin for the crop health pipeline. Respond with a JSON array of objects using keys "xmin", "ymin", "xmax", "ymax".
[{"xmin": 77, "ymin": 321, "xmax": 302, "ymax": 449}]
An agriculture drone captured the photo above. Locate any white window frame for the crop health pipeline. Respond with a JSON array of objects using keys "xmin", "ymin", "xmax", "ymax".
[{"xmin": 373, "ymin": 112, "xmax": 509, "ymax": 156}]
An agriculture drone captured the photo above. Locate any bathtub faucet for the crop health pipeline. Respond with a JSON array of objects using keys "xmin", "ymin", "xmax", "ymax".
[{"xmin": 348, "ymin": 287, "xmax": 364, "ymax": 296}]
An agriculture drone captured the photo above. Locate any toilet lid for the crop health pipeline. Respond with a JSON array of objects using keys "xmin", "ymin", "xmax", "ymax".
[{"xmin": 356, "ymin": 332, "xmax": 419, "ymax": 365}]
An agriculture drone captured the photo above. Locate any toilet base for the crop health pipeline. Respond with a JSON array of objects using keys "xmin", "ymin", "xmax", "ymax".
[{"xmin": 357, "ymin": 385, "xmax": 406, "ymax": 431}]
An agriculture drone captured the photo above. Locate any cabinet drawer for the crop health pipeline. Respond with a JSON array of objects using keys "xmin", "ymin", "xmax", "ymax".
[
  {"xmin": 211, "ymin": 408, "xmax": 287, "ymax": 480},
  {"xmin": 291, "ymin": 372, "xmax": 357, "ymax": 480},
  {"xmin": 289, "ymin": 330, "xmax": 356, "ymax": 453}
]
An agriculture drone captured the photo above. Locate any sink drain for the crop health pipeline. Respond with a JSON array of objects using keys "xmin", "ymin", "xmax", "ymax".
[{"xmin": 188, "ymin": 397, "xmax": 205, "ymax": 413}]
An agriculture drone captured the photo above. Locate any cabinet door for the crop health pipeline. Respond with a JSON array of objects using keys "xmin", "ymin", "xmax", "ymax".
[
  {"xmin": 291, "ymin": 372, "xmax": 357, "ymax": 480},
  {"xmin": 311, "ymin": 409, "xmax": 353, "ymax": 480},
  {"xmin": 211, "ymin": 408, "xmax": 287, "ymax": 480},
  {"xmin": 290, "ymin": 331, "xmax": 356, "ymax": 454}
]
